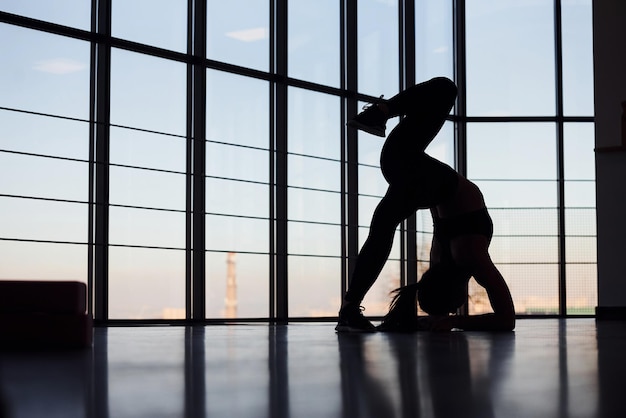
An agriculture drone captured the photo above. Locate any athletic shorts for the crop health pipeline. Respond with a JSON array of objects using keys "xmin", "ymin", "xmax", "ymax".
[{"xmin": 433, "ymin": 208, "xmax": 494, "ymax": 243}]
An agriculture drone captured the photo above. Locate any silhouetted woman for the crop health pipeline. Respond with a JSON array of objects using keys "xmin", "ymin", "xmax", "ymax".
[{"xmin": 336, "ymin": 77, "xmax": 515, "ymax": 333}]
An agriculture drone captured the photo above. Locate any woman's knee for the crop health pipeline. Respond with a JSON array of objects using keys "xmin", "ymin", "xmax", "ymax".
[
  {"xmin": 429, "ymin": 77, "xmax": 457, "ymax": 108},
  {"xmin": 430, "ymin": 77, "xmax": 457, "ymax": 96}
]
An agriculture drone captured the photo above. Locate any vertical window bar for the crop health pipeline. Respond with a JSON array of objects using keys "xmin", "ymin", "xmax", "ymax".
[
  {"xmin": 453, "ymin": 0, "xmax": 469, "ymax": 315},
  {"xmin": 402, "ymin": 0, "xmax": 418, "ymax": 287},
  {"xmin": 554, "ymin": 0, "xmax": 567, "ymax": 316},
  {"xmin": 274, "ymin": 0, "xmax": 289, "ymax": 322},
  {"xmin": 345, "ymin": 0, "xmax": 359, "ymax": 297},
  {"xmin": 269, "ymin": 0, "xmax": 277, "ymax": 321},
  {"xmin": 453, "ymin": 0, "xmax": 467, "ymax": 176},
  {"xmin": 88, "ymin": 0, "xmax": 97, "ymax": 318},
  {"xmin": 93, "ymin": 0, "xmax": 112, "ymax": 321},
  {"xmin": 398, "ymin": 0, "xmax": 407, "ymax": 288},
  {"xmin": 340, "ymin": 1, "xmax": 348, "ymax": 298},
  {"xmin": 185, "ymin": 0, "xmax": 194, "ymax": 320},
  {"xmin": 191, "ymin": 0, "xmax": 207, "ymax": 321}
]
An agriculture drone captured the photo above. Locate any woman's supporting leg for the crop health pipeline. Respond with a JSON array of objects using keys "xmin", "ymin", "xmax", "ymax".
[{"xmin": 342, "ymin": 185, "xmax": 417, "ymax": 305}]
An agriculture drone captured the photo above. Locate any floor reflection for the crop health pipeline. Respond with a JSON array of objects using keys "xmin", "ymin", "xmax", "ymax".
[
  {"xmin": 337, "ymin": 331, "xmax": 514, "ymax": 417},
  {"xmin": 0, "ymin": 319, "xmax": 622, "ymax": 418}
]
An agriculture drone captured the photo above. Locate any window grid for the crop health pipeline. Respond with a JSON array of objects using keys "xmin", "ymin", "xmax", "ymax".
[{"xmin": 0, "ymin": 0, "xmax": 596, "ymax": 321}]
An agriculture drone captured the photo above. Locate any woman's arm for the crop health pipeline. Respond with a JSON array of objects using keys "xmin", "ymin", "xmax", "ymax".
[
  {"xmin": 449, "ymin": 235, "xmax": 516, "ymax": 332},
  {"xmin": 417, "ymin": 311, "xmax": 514, "ymax": 332},
  {"xmin": 451, "ymin": 312, "xmax": 515, "ymax": 332}
]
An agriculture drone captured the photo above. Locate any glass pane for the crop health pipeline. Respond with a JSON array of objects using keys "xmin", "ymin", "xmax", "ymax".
[
  {"xmin": 0, "ymin": 23, "xmax": 89, "ymax": 119},
  {"xmin": 111, "ymin": 48, "xmax": 186, "ymax": 135},
  {"xmin": 416, "ymin": 209, "xmax": 434, "ymax": 278},
  {"xmin": 206, "ymin": 252, "xmax": 268, "ymax": 318},
  {"xmin": 207, "ymin": 70, "xmax": 269, "ymax": 149},
  {"xmin": 0, "ymin": 111, "xmax": 88, "ymax": 160},
  {"xmin": 288, "ymin": 155, "xmax": 340, "ymax": 192},
  {"xmin": 566, "ymin": 263, "xmax": 596, "ymax": 315},
  {"xmin": 466, "ymin": 0, "xmax": 555, "ymax": 116},
  {"xmin": 425, "ymin": 121, "xmax": 455, "ymax": 166},
  {"xmin": 358, "ymin": 165, "xmax": 387, "ymax": 198},
  {"xmin": 206, "ymin": 216, "xmax": 268, "ymax": 254},
  {"xmin": 0, "ymin": 241, "xmax": 87, "ymax": 282},
  {"xmin": 564, "ymin": 123, "xmax": 595, "ymax": 180},
  {"xmin": 288, "ymin": 255, "xmax": 340, "ymax": 317},
  {"xmin": 288, "ymin": 87, "xmax": 340, "ymax": 160},
  {"xmin": 565, "ymin": 181, "xmax": 595, "ymax": 207},
  {"xmin": 497, "ymin": 264, "xmax": 559, "ymax": 315},
  {"xmin": 288, "ymin": 0, "xmax": 340, "ymax": 87},
  {"xmin": 566, "ymin": 207, "xmax": 596, "ymax": 314},
  {"xmin": 561, "ymin": 0, "xmax": 594, "ymax": 116},
  {"xmin": 288, "ymin": 189, "xmax": 340, "ymax": 225},
  {"xmin": 112, "ymin": 0, "xmax": 187, "ymax": 52},
  {"xmin": 109, "ymin": 247, "xmax": 186, "ymax": 319},
  {"xmin": 473, "ymin": 180, "xmax": 557, "ymax": 208},
  {"xmin": 357, "ymin": 109, "xmax": 399, "ymax": 166},
  {"xmin": 207, "ymin": 143, "xmax": 268, "ymax": 183},
  {"xmin": 415, "ymin": 0, "xmax": 454, "ymax": 82},
  {"xmin": 109, "ymin": 166, "xmax": 186, "ymax": 211},
  {"xmin": 467, "ymin": 121, "xmax": 560, "ymax": 316},
  {"xmin": 109, "ymin": 206, "xmax": 185, "ymax": 249},
  {"xmin": 207, "ymin": 178, "xmax": 268, "ymax": 219},
  {"xmin": 489, "ymin": 236, "xmax": 559, "ymax": 264},
  {"xmin": 288, "ymin": 222, "xmax": 340, "ymax": 257},
  {"xmin": 0, "ymin": 153, "xmax": 87, "ymax": 201},
  {"xmin": 358, "ymin": 195, "xmax": 379, "ymax": 228},
  {"xmin": 467, "ymin": 123, "xmax": 556, "ymax": 180},
  {"xmin": 356, "ymin": 224, "xmax": 402, "ymax": 317},
  {"xmin": 358, "ymin": 0, "xmax": 399, "ymax": 98},
  {"xmin": 207, "ymin": 0, "xmax": 269, "ymax": 71},
  {"xmin": 361, "ymin": 257, "xmax": 401, "ymax": 317},
  {"xmin": 110, "ymin": 127, "xmax": 186, "ymax": 173},
  {"xmin": 566, "ymin": 207, "xmax": 596, "ymax": 237},
  {"xmin": 491, "ymin": 208, "xmax": 558, "ymax": 237},
  {"xmin": 566, "ymin": 236, "xmax": 596, "ymax": 264},
  {"xmin": 0, "ymin": 197, "xmax": 86, "ymax": 243},
  {"xmin": 0, "ymin": 0, "xmax": 90, "ymax": 30},
  {"xmin": 564, "ymin": 119, "xmax": 596, "ymax": 315}
]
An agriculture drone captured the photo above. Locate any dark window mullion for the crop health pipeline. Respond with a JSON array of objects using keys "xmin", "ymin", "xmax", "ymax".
[
  {"xmin": 191, "ymin": 0, "xmax": 207, "ymax": 321},
  {"xmin": 454, "ymin": 0, "xmax": 469, "ymax": 315},
  {"xmin": 554, "ymin": 0, "xmax": 567, "ymax": 316},
  {"xmin": 273, "ymin": 0, "xmax": 289, "ymax": 322},
  {"xmin": 185, "ymin": 0, "xmax": 193, "ymax": 320},
  {"xmin": 345, "ymin": 0, "xmax": 359, "ymax": 298},
  {"xmin": 401, "ymin": 0, "xmax": 417, "ymax": 288},
  {"xmin": 93, "ymin": 0, "xmax": 112, "ymax": 322}
]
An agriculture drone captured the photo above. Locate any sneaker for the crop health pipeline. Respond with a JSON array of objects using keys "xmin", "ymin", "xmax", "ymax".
[
  {"xmin": 335, "ymin": 305, "xmax": 377, "ymax": 333},
  {"xmin": 347, "ymin": 96, "xmax": 387, "ymax": 137}
]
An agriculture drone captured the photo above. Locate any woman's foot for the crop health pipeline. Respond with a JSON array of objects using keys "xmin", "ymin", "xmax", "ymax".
[
  {"xmin": 335, "ymin": 304, "xmax": 376, "ymax": 333},
  {"xmin": 347, "ymin": 98, "xmax": 388, "ymax": 137}
]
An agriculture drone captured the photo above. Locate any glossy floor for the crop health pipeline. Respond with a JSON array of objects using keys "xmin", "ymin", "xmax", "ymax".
[{"xmin": 1, "ymin": 319, "xmax": 625, "ymax": 418}]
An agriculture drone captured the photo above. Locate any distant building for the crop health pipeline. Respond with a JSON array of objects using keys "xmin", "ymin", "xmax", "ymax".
[{"xmin": 223, "ymin": 252, "xmax": 237, "ymax": 318}]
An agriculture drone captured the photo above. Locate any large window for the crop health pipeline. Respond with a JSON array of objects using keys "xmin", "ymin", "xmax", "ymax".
[
  {"xmin": 464, "ymin": 0, "xmax": 596, "ymax": 315},
  {"xmin": 0, "ymin": 22, "xmax": 90, "ymax": 283},
  {"xmin": 0, "ymin": 0, "xmax": 595, "ymax": 321}
]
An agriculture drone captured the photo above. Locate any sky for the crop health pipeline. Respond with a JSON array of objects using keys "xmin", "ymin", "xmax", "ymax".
[{"xmin": 0, "ymin": 0, "xmax": 596, "ymax": 319}]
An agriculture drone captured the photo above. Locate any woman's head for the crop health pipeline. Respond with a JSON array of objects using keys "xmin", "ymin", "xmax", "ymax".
[{"xmin": 417, "ymin": 263, "xmax": 471, "ymax": 315}]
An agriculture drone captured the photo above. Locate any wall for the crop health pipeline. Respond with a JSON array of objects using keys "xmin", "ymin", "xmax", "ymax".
[{"xmin": 593, "ymin": 0, "xmax": 626, "ymax": 316}]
